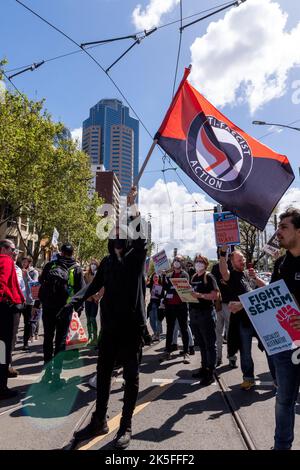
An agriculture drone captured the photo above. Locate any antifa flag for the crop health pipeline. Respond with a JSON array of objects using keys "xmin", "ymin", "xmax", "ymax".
[{"xmin": 155, "ymin": 68, "xmax": 295, "ymax": 230}]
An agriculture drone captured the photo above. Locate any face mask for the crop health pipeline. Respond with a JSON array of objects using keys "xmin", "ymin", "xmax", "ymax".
[
  {"xmin": 90, "ymin": 264, "xmax": 97, "ymax": 273},
  {"xmin": 173, "ymin": 261, "xmax": 181, "ymax": 269},
  {"xmin": 195, "ymin": 262, "xmax": 206, "ymax": 272}
]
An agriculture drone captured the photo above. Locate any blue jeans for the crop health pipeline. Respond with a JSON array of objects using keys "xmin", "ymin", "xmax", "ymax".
[
  {"xmin": 149, "ymin": 303, "xmax": 162, "ymax": 336},
  {"xmin": 172, "ymin": 318, "xmax": 194, "ymax": 347},
  {"xmin": 239, "ymin": 322, "xmax": 255, "ymax": 381},
  {"xmin": 272, "ymin": 349, "xmax": 300, "ymax": 450}
]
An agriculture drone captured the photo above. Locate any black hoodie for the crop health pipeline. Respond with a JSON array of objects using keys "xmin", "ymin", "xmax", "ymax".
[
  {"xmin": 39, "ymin": 255, "xmax": 85, "ymax": 308},
  {"xmin": 69, "ymin": 232, "xmax": 147, "ymax": 334}
]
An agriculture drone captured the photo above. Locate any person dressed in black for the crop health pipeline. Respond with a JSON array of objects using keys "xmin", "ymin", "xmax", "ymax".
[
  {"xmin": 38, "ymin": 243, "xmax": 85, "ymax": 387},
  {"xmin": 219, "ymin": 246, "xmax": 266, "ymax": 391},
  {"xmin": 269, "ymin": 208, "xmax": 300, "ymax": 450},
  {"xmin": 190, "ymin": 255, "xmax": 218, "ymax": 386},
  {"xmin": 61, "ymin": 187, "xmax": 149, "ymax": 450},
  {"xmin": 211, "ymin": 251, "xmax": 235, "ymax": 367}
]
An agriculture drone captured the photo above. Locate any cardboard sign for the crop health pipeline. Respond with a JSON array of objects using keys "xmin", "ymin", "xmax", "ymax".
[
  {"xmin": 213, "ymin": 211, "xmax": 240, "ymax": 246},
  {"xmin": 239, "ymin": 280, "xmax": 300, "ymax": 356},
  {"xmin": 66, "ymin": 311, "xmax": 88, "ymax": 350},
  {"xmin": 152, "ymin": 250, "xmax": 170, "ymax": 274},
  {"xmin": 170, "ymin": 278, "xmax": 199, "ymax": 303},
  {"xmin": 51, "ymin": 228, "xmax": 59, "ymax": 248},
  {"xmin": 29, "ymin": 281, "xmax": 40, "ymax": 301},
  {"xmin": 263, "ymin": 232, "xmax": 281, "ymax": 257}
]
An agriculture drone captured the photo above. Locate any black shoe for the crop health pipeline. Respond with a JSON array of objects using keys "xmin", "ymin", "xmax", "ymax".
[
  {"xmin": 74, "ymin": 413, "xmax": 109, "ymax": 442},
  {"xmin": 199, "ymin": 374, "xmax": 215, "ymax": 386},
  {"xmin": 189, "ymin": 346, "xmax": 195, "ymax": 355},
  {"xmin": 229, "ymin": 359, "xmax": 238, "ymax": 369},
  {"xmin": 113, "ymin": 427, "xmax": 132, "ymax": 450},
  {"xmin": 22, "ymin": 345, "xmax": 29, "ymax": 352},
  {"xmin": 216, "ymin": 359, "xmax": 222, "ymax": 367},
  {"xmin": 192, "ymin": 368, "xmax": 206, "ymax": 379},
  {"xmin": 0, "ymin": 387, "xmax": 19, "ymax": 400},
  {"xmin": 170, "ymin": 344, "xmax": 178, "ymax": 352}
]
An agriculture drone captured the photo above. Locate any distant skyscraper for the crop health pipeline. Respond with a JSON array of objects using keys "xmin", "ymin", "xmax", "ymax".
[{"xmin": 82, "ymin": 99, "xmax": 139, "ymax": 195}]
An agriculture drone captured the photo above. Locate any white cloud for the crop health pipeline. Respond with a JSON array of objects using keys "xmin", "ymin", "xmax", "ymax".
[
  {"xmin": 71, "ymin": 127, "xmax": 82, "ymax": 149},
  {"xmin": 132, "ymin": 0, "xmax": 179, "ymax": 30},
  {"xmin": 190, "ymin": 0, "xmax": 300, "ymax": 113},
  {"xmin": 0, "ymin": 80, "xmax": 6, "ymax": 104},
  {"xmin": 277, "ymin": 187, "xmax": 300, "ymax": 213},
  {"xmin": 139, "ymin": 179, "xmax": 218, "ymax": 259}
]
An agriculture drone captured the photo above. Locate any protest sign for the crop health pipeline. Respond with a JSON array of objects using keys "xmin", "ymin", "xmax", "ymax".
[
  {"xmin": 213, "ymin": 211, "xmax": 240, "ymax": 246},
  {"xmin": 29, "ymin": 281, "xmax": 40, "ymax": 301},
  {"xmin": 239, "ymin": 279, "xmax": 300, "ymax": 355},
  {"xmin": 66, "ymin": 311, "xmax": 88, "ymax": 350},
  {"xmin": 170, "ymin": 278, "xmax": 198, "ymax": 303},
  {"xmin": 152, "ymin": 250, "xmax": 170, "ymax": 274},
  {"xmin": 263, "ymin": 232, "xmax": 281, "ymax": 257},
  {"xmin": 51, "ymin": 228, "xmax": 59, "ymax": 248}
]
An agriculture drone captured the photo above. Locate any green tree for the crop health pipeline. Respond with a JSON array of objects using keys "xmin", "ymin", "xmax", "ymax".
[{"xmin": 0, "ymin": 76, "xmax": 107, "ymax": 264}]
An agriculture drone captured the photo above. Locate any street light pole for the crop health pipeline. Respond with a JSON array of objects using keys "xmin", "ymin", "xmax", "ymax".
[{"xmin": 252, "ymin": 120, "xmax": 300, "ymax": 132}]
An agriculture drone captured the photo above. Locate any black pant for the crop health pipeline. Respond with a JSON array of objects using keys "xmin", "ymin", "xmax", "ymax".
[
  {"xmin": 190, "ymin": 308, "xmax": 217, "ymax": 370},
  {"xmin": 165, "ymin": 304, "xmax": 189, "ymax": 354},
  {"xmin": 95, "ymin": 330, "xmax": 142, "ymax": 428},
  {"xmin": 0, "ymin": 303, "xmax": 15, "ymax": 390},
  {"xmin": 22, "ymin": 305, "xmax": 32, "ymax": 347},
  {"xmin": 42, "ymin": 306, "xmax": 72, "ymax": 373}
]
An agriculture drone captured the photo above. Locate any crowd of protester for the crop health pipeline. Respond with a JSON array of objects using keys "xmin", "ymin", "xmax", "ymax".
[{"xmin": 0, "ymin": 197, "xmax": 299, "ymax": 450}]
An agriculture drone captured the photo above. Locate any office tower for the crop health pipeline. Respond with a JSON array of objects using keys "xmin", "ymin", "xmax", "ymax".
[{"xmin": 82, "ymin": 99, "xmax": 139, "ymax": 195}]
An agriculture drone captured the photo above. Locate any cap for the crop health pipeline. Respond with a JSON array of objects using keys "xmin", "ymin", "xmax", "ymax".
[{"xmin": 60, "ymin": 243, "xmax": 74, "ymax": 255}]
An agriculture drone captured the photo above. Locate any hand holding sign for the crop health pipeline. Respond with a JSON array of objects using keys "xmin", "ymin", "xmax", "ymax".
[
  {"xmin": 228, "ymin": 301, "xmax": 243, "ymax": 314},
  {"xmin": 276, "ymin": 305, "xmax": 300, "ymax": 342}
]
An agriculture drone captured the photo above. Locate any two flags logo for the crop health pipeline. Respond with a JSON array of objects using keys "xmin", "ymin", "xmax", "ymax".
[{"xmin": 155, "ymin": 67, "xmax": 295, "ymax": 230}]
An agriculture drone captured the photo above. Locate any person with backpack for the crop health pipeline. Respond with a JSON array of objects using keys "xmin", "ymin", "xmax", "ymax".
[
  {"xmin": 190, "ymin": 255, "xmax": 219, "ymax": 386},
  {"xmin": 38, "ymin": 243, "xmax": 85, "ymax": 387}
]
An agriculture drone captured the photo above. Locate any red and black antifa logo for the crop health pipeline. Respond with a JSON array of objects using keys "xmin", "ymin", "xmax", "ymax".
[{"xmin": 186, "ymin": 113, "xmax": 253, "ymax": 192}]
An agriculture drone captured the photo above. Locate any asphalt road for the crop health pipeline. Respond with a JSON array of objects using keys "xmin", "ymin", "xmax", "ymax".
[{"xmin": 1, "ymin": 318, "xmax": 300, "ymax": 451}]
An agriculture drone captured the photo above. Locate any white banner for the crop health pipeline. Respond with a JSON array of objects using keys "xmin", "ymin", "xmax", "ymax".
[{"xmin": 239, "ymin": 280, "xmax": 300, "ymax": 355}]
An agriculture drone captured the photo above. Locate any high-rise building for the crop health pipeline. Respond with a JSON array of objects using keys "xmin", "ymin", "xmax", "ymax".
[
  {"xmin": 82, "ymin": 99, "xmax": 139, "ymax": 195},
  {"xmin": 95, "ymin": 170, "xmax": 121, "ymax": 219}
]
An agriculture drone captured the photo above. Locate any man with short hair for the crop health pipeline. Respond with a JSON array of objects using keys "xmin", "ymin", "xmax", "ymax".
[
  {"xmin": 270, "ymin": 208, "xmax": 300, "ymax": 450},
  {"xmin": 0, "ymin": 239, "xmax": 25, "ymax": 399},
  {"xmin": 38, "ymin": 243, "xmax": 84, "ymax": 388},
  {"xmin": 219, "ymin": 248, "xmax": 265, "ymax": 390}
]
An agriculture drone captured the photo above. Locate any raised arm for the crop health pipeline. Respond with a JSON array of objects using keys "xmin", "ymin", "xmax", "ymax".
[{"xmin": 219, "ymin": 245, "xmax": 230, "ymax": 282}]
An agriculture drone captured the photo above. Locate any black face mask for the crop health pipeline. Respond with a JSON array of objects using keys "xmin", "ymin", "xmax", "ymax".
[{"xmin": 108, "ymin": 238, "xmax": 127, "ymax": 254}]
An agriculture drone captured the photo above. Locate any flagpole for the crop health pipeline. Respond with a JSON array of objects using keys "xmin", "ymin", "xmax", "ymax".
[{"xmin": 134, "ymin": 139, "xmax": 158, "ymax": 185}]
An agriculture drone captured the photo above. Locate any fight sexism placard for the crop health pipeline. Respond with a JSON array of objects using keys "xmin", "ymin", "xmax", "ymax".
[{"xmin": 239, "ymin": 280, "xmax": 300, "ymax": 356}]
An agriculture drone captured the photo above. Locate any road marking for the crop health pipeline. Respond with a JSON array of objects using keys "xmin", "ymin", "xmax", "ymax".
[
  {"xmin": 255, "ymin": 380, "xmax": 274, "ymax": 386},
  {"xmin": 77, "ymin": 381, "xmax": 173, "ymax": 451},
  {"xmin": 152, "ymin": 378, "xmax": 216, "ymax": 385}
]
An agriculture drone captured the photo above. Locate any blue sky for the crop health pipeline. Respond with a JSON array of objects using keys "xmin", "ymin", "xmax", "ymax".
[{"xmin": 1, "ymin": 0, "xmax": 300, "ymax": 256}]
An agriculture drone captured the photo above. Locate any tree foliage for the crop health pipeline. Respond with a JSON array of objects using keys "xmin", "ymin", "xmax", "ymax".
[{"xmin": 0, "ymin": 76, "xmax": 107, "ymax": 264}]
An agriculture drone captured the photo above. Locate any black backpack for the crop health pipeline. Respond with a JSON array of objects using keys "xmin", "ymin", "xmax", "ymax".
[{"xmin": 39, "ymin": 262, "xmax": 76, "ymax": 307}]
